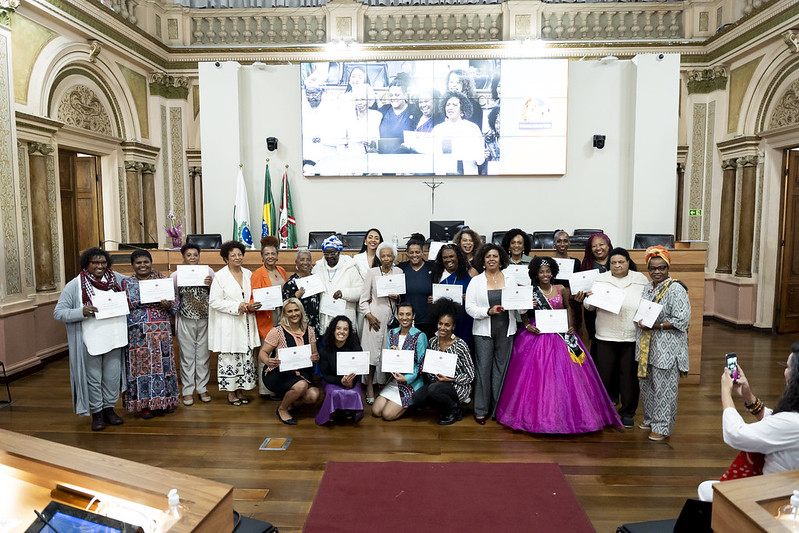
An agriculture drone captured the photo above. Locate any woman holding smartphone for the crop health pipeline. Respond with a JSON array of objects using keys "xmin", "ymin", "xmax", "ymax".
[{"xmin": 635, "ymin": 246, "xmax": 691, "ymax": 441}]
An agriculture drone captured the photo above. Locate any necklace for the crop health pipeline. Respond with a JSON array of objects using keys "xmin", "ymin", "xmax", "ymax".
[{"xmin": 541, "ymin": 285, "xmax": 555, "ymax": 297}]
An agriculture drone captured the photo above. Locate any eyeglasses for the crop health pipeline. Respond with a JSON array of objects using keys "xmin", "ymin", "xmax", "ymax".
[
  {"xmin": 648, "ymin": 265, "xmax": 668, "ymax": 272},
  {"xmin": 89, "ymin": 260, "xmax": 108, "ymax": 266}
]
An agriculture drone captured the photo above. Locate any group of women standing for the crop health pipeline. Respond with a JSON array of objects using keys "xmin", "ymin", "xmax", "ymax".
[{"xmin": 55, "ymin": 228, "xmax": 691, "ymax": 440}]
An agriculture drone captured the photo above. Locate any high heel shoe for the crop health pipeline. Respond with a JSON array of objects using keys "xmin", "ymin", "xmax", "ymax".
[
  {"xmin": 277, "ymin": 407, "xmax": 297, "ymax": 425},
  {"xmin": 473, "ymin": 415, "xmax": 486, "ymax": 425}
]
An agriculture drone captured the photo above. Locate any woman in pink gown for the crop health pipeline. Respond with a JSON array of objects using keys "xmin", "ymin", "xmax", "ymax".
[{"xmin": 496, "ymin": 256, "xmax": 621, "ymax": 434}]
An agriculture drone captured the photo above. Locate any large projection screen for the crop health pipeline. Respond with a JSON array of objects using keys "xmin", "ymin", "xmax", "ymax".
[{"xmin": 300, "ymin": 59, "xmax": 568, "ymax": 177}]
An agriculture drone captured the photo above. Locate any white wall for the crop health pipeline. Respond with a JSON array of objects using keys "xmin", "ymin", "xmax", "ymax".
[{"xmin": 199, "ymin": 55, "xmax": 680, "ymax": 248}]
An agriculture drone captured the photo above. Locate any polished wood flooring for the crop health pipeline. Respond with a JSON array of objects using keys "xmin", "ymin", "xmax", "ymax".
[{"xmin": 1, "ymin": 321, "xmax": 795, "ymax": 532}]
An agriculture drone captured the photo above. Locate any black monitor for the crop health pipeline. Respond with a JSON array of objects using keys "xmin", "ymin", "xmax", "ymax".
[
  {"xmin": 186, "ymin": 233, "xmax": 223, "ymax": 249},
  {"xmin": 26, "ymin": 501, "xmax": 143, "ymax": 532},
  {"xmin": 429, "ymin": 220, "xmax": 465, "ymax": 242},
  {"xmin": 118, "ymin": 242, "xmax": 158, "ymax": 250}
]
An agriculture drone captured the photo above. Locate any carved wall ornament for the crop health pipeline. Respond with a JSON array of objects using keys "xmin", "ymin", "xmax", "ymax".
[
  {"xmin": 737, "ymin": 155, "xmax": 759, "ymax": 167},
  {"xmin": 686, "ymin": 66, "xmax": 728, "ymax": 94},
  {"xmin": 0, "ymin": 0, "xmax": 19, "ymax": 26},
  {"xmin": 189, "ymin": 166, "xmax": 202, "ymax": 177},
  {"xmin": 124, "ymin": 160, "xmax": 144, "ymax": 172},
  {"xmin": 56, "ymin": 85, "xmax": 114, "ymax": 136},
  {"xmin": 149, "ymin": 71, "xmax": 189, "ymax": 100},
  {"xmin": 782, "ymin": 30, "xmax": 799, "ymax": 54},
  {"xmin": 769, "ymin": 78, "xmax": 799, "ymax": 129},
  {"xmin": 28, "ymin": 142, "xmax": 54, "ymax": 156},
  {"xmin": 88, "ymin": 40, "xmax": 102, "ymax": 63},
  {"xmin": 721, "ymin": 158, "xmax": 738, "ymax": 170},
  {"xmin": 141, "ymin": 163, "xmax": 157, "ymax": 174}
]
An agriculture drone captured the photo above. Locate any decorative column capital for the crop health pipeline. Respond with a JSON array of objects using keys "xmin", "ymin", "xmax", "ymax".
[
  {"xmin": 721, "ymin": 158, "xmax": 738, "ymax": 170},
  {"xmin": 737, "ymin": 155, "xmax": 759, "ymax": 168},
  {"xmin": 141, "ymin": 163, "xmax": 157, "ymax": 174},
  {"xmin": 686, "ymin": 66, "xmax": 728, "ymax": 94},
  {"xmin": 149, "ymin": 71, "xmax": 189, "ymax": 100},
  {"xmin": 124, "ymin": 160, "xmax": 144, "ymax": 172},
  {"xmin": 782, "ymin": 30, "xmax": 799, "ymax": 54},
  {"xmin": 0, "ymin": 0, "xmax": 19, "ymax": 26},
  {"xmin": 88, "ymin": 39, "xmax": 102, "ymax": 63},
  {"xmin": 189, "ymin": 166, "xmax": 202, "ymax": 177},
  {"xmin": 27, "ymin": 142, "xmax": 53, "ymax": 156}
]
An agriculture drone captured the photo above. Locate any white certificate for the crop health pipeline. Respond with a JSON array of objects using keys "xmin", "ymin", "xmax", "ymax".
[
  {"xmin": 421, "ymin": 349, "xmax": 457, "ymax": 378},
  {"xmin": 139, "ymin": 279, "xmax": 175, "ymax": 304},
  {"xmin": 93, "ymin": 290, "xmax": 130, "ymax": 320},
  {"xmin": 584, "ymin": 282, "xmax": 626, "ymax": 314},
  {"xmin": 501, "ymin": 286, "xmax": 533, "ymax": 310},
  {"xmin": 252, "ymin": 286, "xmax": 284, "ymax": 310},
  {"xmin": 503, "ymin": 264, "xmax": 531, "ymax": 286},
  {"xmin": 534, "ymin": 309, "xmax": 569, "ymax": 334},
  {"xmin": 376, "ymin": 274, "xmax": 406, "ymax": 297},
  {"xmin": 381, "ymin": 349, "xmax": 414, "ymax": 374},
  {"xmin": 176, "ymin": 265, "xmax": 210, "ymax": 287},
  {"xmin": 633, "ymin": 300, "xmax": 664, "ymax": 328},
  {"xmin": 296, "ymin": 274, "xmax": 325, "ymax": 297},
  {"xmin": 337, "ymin": 351, "xmax": 370, "ymax": 375},
  {"xmin": 427, "ymin": 241, "xmax": 446, "ymax": 261},
  {"xmin": 568, "ymin": 269, "xmax": 599, "ymax": 293},
  {"xmin": 432, "ymin": 283, "xmax": 463, "ymax": 303},
  {"xmin": 553, "ymin": 258, "xmax": 575, "ymax": 280},
  {"xmin": 277, "ymin": 344, "xmax": 313, "ymax": 371},
  {"xmin": 320, "ymin": 293, "xmax": 347, "ymax": 316}
]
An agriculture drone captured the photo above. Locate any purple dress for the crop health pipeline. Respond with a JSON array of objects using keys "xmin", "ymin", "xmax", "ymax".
[{"xmin": 496, "ymin": 293, "xmax": 621, "ymax": 433}]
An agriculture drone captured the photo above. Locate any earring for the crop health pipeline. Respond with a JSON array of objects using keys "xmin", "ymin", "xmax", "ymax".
[{"xmin": 450, "ymin": 333, "xmax": 456, "ymax": 340}]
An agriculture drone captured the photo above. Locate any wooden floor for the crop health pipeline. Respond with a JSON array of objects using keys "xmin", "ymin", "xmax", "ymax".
[{"xmin": 0, "ymin": 321, "xmax": 795, "ymax": 532}]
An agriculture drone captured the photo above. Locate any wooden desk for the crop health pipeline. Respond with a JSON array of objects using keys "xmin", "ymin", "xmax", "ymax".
[
  {"xmin": 0, "ymin": 429, "xmax": 233, "ymax": 532},
  {"xmin": 712, "ymin": 470, "xmax": 799, "ymax": 532},
  {"xmin": 107, "ymin": 247, "xmax": 705, "ymax": 383}
]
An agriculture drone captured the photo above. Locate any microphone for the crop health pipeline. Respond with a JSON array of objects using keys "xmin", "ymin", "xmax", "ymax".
[
  {"xmin": 139, "ymin": 221, "xmax": 159, "ymax": 245},
  {"xmin": 102, "ymin": 239, "xmax": 147, "ymax": 251}
]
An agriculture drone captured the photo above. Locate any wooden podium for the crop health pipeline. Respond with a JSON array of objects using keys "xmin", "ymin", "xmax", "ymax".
[
  {"xmin": 0, "ymin": 429, "xmax": 233, "ymax": 532},
  {"xmin": 712, "ymin": 470, "xmax": 799, "ymax": 532}
]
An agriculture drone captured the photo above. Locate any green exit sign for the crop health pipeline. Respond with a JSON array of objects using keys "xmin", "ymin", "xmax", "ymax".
[{"xmin": 689, "ymin": 209, "xmax": 703, "ymax": 216}]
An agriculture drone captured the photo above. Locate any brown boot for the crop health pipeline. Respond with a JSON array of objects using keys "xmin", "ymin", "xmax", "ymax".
[
  {"xmin": 91, "ymin": 412, "xmax": 106, "ymax": 431},
  {"xmin": 102, "ymin": 407, "xmax": 124, "ymax": 425}
]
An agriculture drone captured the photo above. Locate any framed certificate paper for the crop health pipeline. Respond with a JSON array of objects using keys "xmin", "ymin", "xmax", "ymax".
[
  {"xmin": 139, "ymin": 279, "xmax": 175, "ymax": 304},
  {"xmin": 277, "ymin": 344, "xmax": 313, "ymax": 371},
  {"xmin": 633, "ymin": 300, "xmax": 664, "ymax": 328},
  {"xmin": 296, "ymin": 274, "xmax": 325, "ymax": 297},
  {"xmin": 567, "ymin": 269, "xmax": 599, "ymax": 293},
  {"xmin": 337, "ymin": 351, "xmax": 370, "ymax": 375},
  {"xmin": 92, "ymin": 290, "xmax": 130, "ymax": 320},
  {"xmin": 376, "ymin": 274, "xmax": 406, "ymax": 297},
  {"xmin": 432, "ymin": 284, "xmax": 463, "ymax": 303},
  {"xmin": 500, "ymin": 286, "xmax": 533, "ymax": 310},
  {"xmin": 176, "ymin": 265, "xmax": 210, "ymax": 287},
  {"xmin": 381, "ymin": 349, "xmax": 414, "ymax": 374},
  {"xmin": 252, "ymin": 286, "xmax": 283, "ymax": 310},
  {"xmin": 421, "ymin": 349, "xmax": 457, "ymax": 378},
  {"xmin": 584, "ymin": 283, "xmax": 625, "ymax": 314},
  {"xmin": 534, "ymin": 309, "xmax": 569, "ymax": 334}
]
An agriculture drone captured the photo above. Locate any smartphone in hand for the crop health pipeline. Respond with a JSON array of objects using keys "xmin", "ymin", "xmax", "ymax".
[{"xmin": 725, "ymin": 353, "xmax": 739, "ymax": 380}]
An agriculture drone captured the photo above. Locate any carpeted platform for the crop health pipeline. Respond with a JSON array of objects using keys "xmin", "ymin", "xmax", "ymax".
[{"xmin": 304, "ymin": 462, "xmax": 594, "ymax": 532}]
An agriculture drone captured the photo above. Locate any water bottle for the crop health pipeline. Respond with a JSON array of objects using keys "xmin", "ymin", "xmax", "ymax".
[
  {"xmin": 776, "ymin": 489, "xmax": 799, "ymax": 531},
  {"xmin": 158, "ymin": 489, "xmax": 185, "ymax": 532},
  {"xmin": 392, "ymin": 232, "xmax": 399, "ymax": 248}
]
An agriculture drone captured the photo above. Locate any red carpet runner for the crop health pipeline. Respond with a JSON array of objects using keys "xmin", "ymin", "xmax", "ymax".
[{"xmin": 304, "ymin": 462, "xmax": 594, "ymax": 532}]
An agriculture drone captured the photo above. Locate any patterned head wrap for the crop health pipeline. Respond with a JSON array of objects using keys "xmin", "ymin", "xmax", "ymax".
[
  {"xmin": 322, "ymin": 235, "xmax": 343, "ymax": 252},
  {"xmin": 645, "ymin": 245, "xmax": 671, "ymax": 266}
]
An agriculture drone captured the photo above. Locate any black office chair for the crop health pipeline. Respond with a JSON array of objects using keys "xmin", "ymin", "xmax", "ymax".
[
  {"xmin": 573, "ymin": 228, "xmax": 603, "ymax": 236},
  {"xmin": 633, "ymin": 233, "xmax": 675, "ymax": 249},
  {"xmin": 491, "ymin": 231, "xmax": 507, "ymax": 246},
  {"xmin": 308, "ymin": 231, "xmax": 337, "ymax": 249},
  {"xmin": 532, "ymin": 231, "xmax": 557, "ymax": 250},
  {"xmin": 0, "ymin": 361, "xmax": 10, "ymax": 405},
  {"xmin": 185, "ymin": 234, "xmax": 223, "ymax": 249},
  {"xmin": 569, "ymin": 234, "xmax": 590, "ymax": 249},
  {"xmin": 343, "ymin": 231, "xmax": 367, "ymax": 251}
]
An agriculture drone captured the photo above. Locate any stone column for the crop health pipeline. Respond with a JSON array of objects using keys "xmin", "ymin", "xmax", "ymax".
[
  {"xmin": 28, "ymin": 142, "xmax": 56, "ymax": 291},
  {"xmin": 141, "ymin": 163, "xmax": 157, "ymax": 244},
  {"xmin": 715, "ymin": 158, "xmax": 737, "ymax": 274},
  {"xmin": 735, "ymin": 155, "xmax": 758, "ymax": 277},
  {"xmin": 124, "ymin": 160, "xmax": 143, "ymax": 242},
  {"xmin": 189, "ymin": 166, "xmax": 203, "ymax": 234}
]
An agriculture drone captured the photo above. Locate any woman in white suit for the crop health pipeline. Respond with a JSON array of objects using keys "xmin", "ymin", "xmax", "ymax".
[
  {"xmin": 311, "ymin": 235, "xmax": 363, "ymax": 332},
  {"xmin": 208, "ymin": 240, "xmax": 262, "ymax": 406},
  {"xmin": 465, "ymin": 243, "xmax": 519, "ymax": 425}
]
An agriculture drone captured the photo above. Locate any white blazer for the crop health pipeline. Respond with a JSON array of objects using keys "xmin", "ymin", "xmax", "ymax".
[
  {"xmin": 465, "ymin": 271, "xmax": 519, "ymax": 338},
  {"xmin": 311, "ymin": 254, "xmax": 364, "ymax": 330},
  {"xmin": 208, "ymin": 265, "xmax": 260, "ymax": 353}
]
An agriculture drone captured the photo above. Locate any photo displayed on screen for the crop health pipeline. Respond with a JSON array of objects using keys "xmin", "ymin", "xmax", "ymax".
[{"xmin": 300, "ymin": 58, "xmax": 568, "ymax": 177}]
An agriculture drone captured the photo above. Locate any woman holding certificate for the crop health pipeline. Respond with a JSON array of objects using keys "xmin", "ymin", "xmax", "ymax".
[
  {"xmin": 578, "ymin": 232, "xmax": 614, "ymax": 351},
  {"xmin": 431, "ymin": 244, "xmax": 473, "ymax": 350},
  {"xmin": 259, "ymin": 298, "xmax": 321, "ymax": 425},
  {"xmin": 353, "ymin": 228, "xmax": 383, "ymax": 278},
  {"xmin": 431, "ymin": 91, "xmax": 486, "ymax": 175},
  {"xmin": 372, "ymin": 302, "xmax": 427, "ymax": 421},
  {"xmin": 251, "ymin": 236, "xmax": 288, "ymax": 397},
  {"xmin": 496, "ymin": 257, "xmax": 621, "ymax": 434},
  {"xmin": 453, "ymin": 227, "xmax": 482, "ymax": 277},
  {"xmin": 315, "ymin": 315, "xmax": 365, "ymax": 425},
  {"xmin": 465, "ymin": 244, "xmax": 517, "ymax": 425},
  {"xmin": 54, "ymin": 247, "xmax": 128, "ymax": 431},
  {"xmin": 397, "ymin": 236, "xmax": 434, "ymax": 339},
  {"xmin": 501, "ymin": 229, "xmax": 532, "ymax": 266},
  {"xmin": 122, "ymin": 250, "xmax": 180, "ymax": 419},
  {"xmin": 359, "ymin": 242, "xmax": 403, "ymax": 404},
  {"xmin": 282, "ymin": 248, "xmax": 321, "ymax": 337},
  {"xmin": 413, "ymin": 300, "xmax": 474, "ymax": 425},
  {"xmin": 208, "ymin": 240, "xmax": 261, "ymax": 407},
  {"xmin": 577, "ymin": 247, "xmax": 648, "ymax": 429},
  {"xmin": 635, "ymin": 246, "xmax": 691, "ymax": 441},
  {"xmin": 312, "ymin": 236, "xmax": 363, "ymax": 333}
]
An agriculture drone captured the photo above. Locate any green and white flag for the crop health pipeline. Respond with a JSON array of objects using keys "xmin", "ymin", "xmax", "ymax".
[
  {"xmin": 278, "ymin": 170, "xmax": 297, "ymax": 249},
  {"xmin": 233, "ymin": 167, "xmax": 254, "ymax": 248}
]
